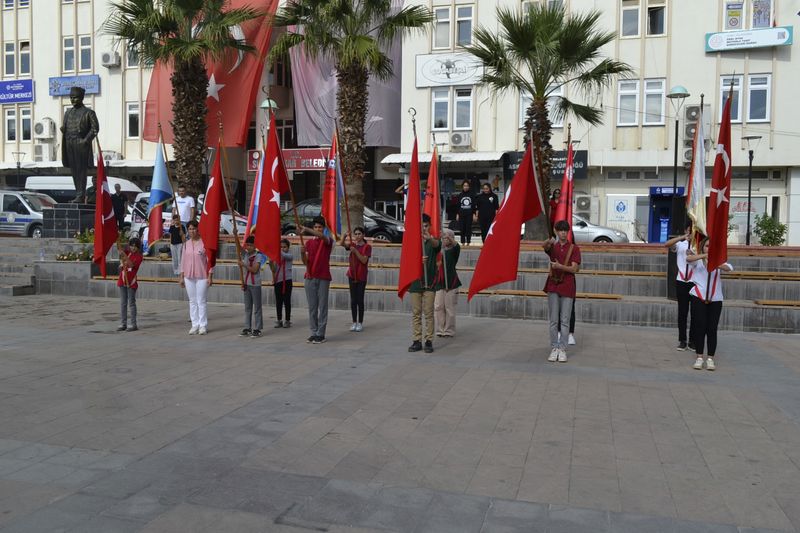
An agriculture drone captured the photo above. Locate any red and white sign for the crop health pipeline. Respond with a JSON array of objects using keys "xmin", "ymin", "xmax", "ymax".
[
  {"xmin": 281, "ymin": 148, "xmax": 328, "ymax": 171},
  {"xmin": 247, "ymin": 149, "xmax": 262, "ymax": 172}
]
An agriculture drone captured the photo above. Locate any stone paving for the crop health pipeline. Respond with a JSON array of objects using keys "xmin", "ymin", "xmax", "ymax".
[{"xmin": 0, "ymin": 294, "xmax": 799, "ymax": 532}]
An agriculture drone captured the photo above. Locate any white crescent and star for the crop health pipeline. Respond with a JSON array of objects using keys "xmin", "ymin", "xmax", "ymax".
[
  {"xmin": 716, "ymin": 143, "xmax": 730, "ymax": 176},
  {"xmin": 207, "ymin": 74, "xmax": 225, "ymax": 102},
  {"xmin": 710, "ymin": 186, "xmax": 729, "ymax": 208},
  {"xmin": 203, "ymin": 177, "xmax": 215, "ymax": 215},
  {"xmin": 205, "ymin": 24, "xmax": 246, "ymax": 102}
]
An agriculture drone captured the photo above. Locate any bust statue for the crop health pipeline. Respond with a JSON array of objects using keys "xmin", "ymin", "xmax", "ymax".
[{"xmin": 60, "ymin": 86, "xmax": 99, "ymax": 203}]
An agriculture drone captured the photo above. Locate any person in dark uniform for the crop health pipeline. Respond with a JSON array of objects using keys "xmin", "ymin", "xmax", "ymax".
[
  {"xmin": 475, "ymin": 182, "xmax": 499, "ymax": 242},
  {"xmin": 61, "ymin": 86, "xmax": 99, "ymax": 203},
  {"xmin": 457, "ymin": 180, "xmax": 475, "ymax": 245},
  {"xmin": 110, "ymin": 183, "xmax": 128, "ymax": 231}
]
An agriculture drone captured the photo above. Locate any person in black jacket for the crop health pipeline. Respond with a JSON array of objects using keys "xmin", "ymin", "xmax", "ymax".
[
  {"xmin": 457, "ymin": 180, "xmax": 475, "ymax": 245},
  {"xmin": 475, "ymin": 182, "xmax": 499, "ymax": 242}
]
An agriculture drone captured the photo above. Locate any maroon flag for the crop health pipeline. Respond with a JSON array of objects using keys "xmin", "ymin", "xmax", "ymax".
[
  {"xmin": 92, "ymin": 153, "xmax": 119, "ymax": 278},
  {"xmin": 553, "ymin": 141, "xmax": 574, "ymax": 241},
  {"xmin": 397, "ymin": 138, "xmax": 423, "ymax": 299}
]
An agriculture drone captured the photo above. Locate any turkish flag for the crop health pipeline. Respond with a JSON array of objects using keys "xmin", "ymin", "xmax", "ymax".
[
  {"xmin": 553, "ymin": 142, "xmax": 574, "ymax": 241},
  {"xmin": 468, "ymin": 143, "xmax": 544, "ymax": 300},
  {"xmin": 321, "ymin": 132, "xmax": 343, "ymax": 238},
  {"xmin": 254, "ymin": 112, "xmax": 288, "ymax": 263},
  {"xmin": 707, "ymin": 89, "xmax": 733, "ymax": 271},
  {"xmin": 92, "ymin": 152, "xmax": 119, "ymax": 278},
  {"xmin": 143, "ymin": 0, "xmax": 279, "ymax": 147},
  {"xmin": 398, "ymin": 138, "xmax": 423, "ymax": 299},
  {"xmin": 198, "ymin": 148, "xmax": 226, "ymax": 271},
  {"xmin": 422, "ymin": 146, "xmax": 441, "ymax": 238}
]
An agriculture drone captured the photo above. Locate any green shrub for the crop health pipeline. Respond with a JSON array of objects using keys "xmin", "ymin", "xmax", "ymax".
[{"xmin": 753, "ymin": 213, "xmax": 787, "ymax": 246}]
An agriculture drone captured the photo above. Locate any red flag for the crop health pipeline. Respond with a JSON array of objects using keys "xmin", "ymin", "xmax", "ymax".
[
  {"xmin": 468, "ymin": 144, "xmax": 544, "ymax": 300},
  {"xmin": 143, "ymin": 0, "xmax": 279, "ymax": 147},
  {"xmin": 92, "ymin": 153, "xmax": 119, "ymax": 278},
  {"xmin": 321, "ymin": 132, "xmax": 343, "ymax": 238},
  {"xmin": 423, "ymin": 146, "xmax": 441, "ymax": 238},
  {"xmin": 707, "ymin": 89, "xmax": 733, "ymax": 271},
  {"xmin": 147, "ymin": 204, "xmax": 163, "ymax": 250},
  {"xmin": 398, "ymin": 138, "xmax": 423, "ymax": 299},
  {"xmin": 553, "ymin": 142, "xmax": 575, "ymax": 241},
  {"xmin": 198, "ymin": 148, "xmax": 225, "ymax": 271},
  {"xmin": 254, "ymin": 112, "xmax": 288, "ymax": 263}
]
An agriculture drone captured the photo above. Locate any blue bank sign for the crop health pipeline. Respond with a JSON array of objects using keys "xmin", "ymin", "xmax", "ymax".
[
  {"xmin": 0, "ymin": 80, "xmax": 35, "ymax": 104},
  {"xmin": 48, "ymin": 74, "xmax": 101, "ymax": 97}
]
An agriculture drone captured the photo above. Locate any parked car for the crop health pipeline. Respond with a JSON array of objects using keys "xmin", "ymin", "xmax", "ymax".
[
  {"xmin": 129, "ymin": 192, "xmax": 246, "ymax": 238},
  {"xmin": 24, "ymin": 175, "xmax": 142, "ymax": 204},
  {"xmin": 281, "ymin": 199, "xmax": 405, "ymax": 243},
  {"xmin": 0, "ymin": 190, "xmax": 56, "ymax": 238},
  {"xmin": 521, "ymin": 215, "xmax": 629, "ymax": 243}
]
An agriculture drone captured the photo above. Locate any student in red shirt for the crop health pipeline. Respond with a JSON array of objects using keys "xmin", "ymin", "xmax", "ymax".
[
  {"xmin": 339, "ymin": 226, "xmax": 372, "ymax": 332},
  {"xmin": 543, "ymin": 219, "xmax": 581, "ymax": 362},
  {"xmin": 117, "ymin": 237, "xmax": 144, "ymax": 332},
  {"xmin": 300, "ymin": 216, "xmax": 334, "ymax": 344}
]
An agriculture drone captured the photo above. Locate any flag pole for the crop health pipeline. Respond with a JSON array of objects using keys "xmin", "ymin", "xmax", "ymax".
[
  {"xmin": 334, "ymin": 124, "xmax": 353, "ymax": 237},
  {"xmin": 216, "ymin": 113, "xmax": 245, "ymax": 287},
  {"xmin": 432, "ymin": 133, "xmax": 447, "ymax": 290},
  {"xmin": 410, "ymin": 108, "xmax": 427, "ymax": 288}
]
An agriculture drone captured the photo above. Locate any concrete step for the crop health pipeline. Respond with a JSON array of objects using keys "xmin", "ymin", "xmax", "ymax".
[{"xmin": 0, "ymin": 274, "xmax": 35, "ymax": 296}]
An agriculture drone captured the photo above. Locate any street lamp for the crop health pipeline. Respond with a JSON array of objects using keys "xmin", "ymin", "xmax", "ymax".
[
  {"xmin": 11, "ymin": 151, "xmax": 25, "ymax": 189},
  {"xmin": 742, "ymin": 134, "xmax": 762, "ymax": 245},
  {"xmin": 667, "ymin": 85, "xmax": 690, "ymax": 235}
]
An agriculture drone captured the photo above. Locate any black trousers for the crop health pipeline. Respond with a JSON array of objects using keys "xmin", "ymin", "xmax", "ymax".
[
  {"xmin": 676, "ymin": 280, "xmax": 695, "ymax": 344},
  {"xmin": 479, "ymin": 217, "xmax": 493, "ymax": 242},
  {"xmin": 690, "ymin": 296, "xmax": 723, "ymax": 356},
  {"xmin": 459, "ymin": 213, "xmax": 472, "ymax": 244},
  {"xmin": 274, "ymin": 280, "xmax": 292, "ymax": 321},
  {"xmin": 349, "ymin": 279, "xmax": 366, "ymax": 323}
]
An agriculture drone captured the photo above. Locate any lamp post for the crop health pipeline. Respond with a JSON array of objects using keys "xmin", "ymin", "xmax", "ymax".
[
  {"xmin": 667, "ymin": 85, "xmax": 690, "ymax": 235},
  {"xmin": 742, "ymin": 134, "xmax": 762, "ymax": 246},
  {"xmin": 11, "ymin": 151, "xmax": 25, "ymax": 189}
]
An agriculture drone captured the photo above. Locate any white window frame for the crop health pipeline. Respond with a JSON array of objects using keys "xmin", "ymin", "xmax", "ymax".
[
  {"xmin": 63, "ymin": 37, "xmax": 75, "ymax": 72},
  {"xmin": 3, "ymin": 0, "xmax": 14, "ymax": 9},
  {"xmin": 431, "ymin": 88, "xmax": 450, "ymax": 130},
  {"xmin": 646, "ymin": 0, "xmax": 666, "ymax": 36},
  {"xmin": 126, "ymin": 45, "xmax": 139, "ymax": 68},
  {"xmin": 20, "ymin": 106, "xmax": 31, "ymax": 142},
  {"xmin": 720, "ymin": 75, "xmax": 743, "ymax": 123},
  {"xmin": 3, "ymin": 42, "xmax": 15, "ymax": 77},
  {"xmin": 643, "ymin": 78, "xmax": 665, "ymax": 125},
  {"xmin": 453, "ymin": 86, "xmax": 473, "ymax": 130},
  {"xmin": 79, "ymin": 35, "xmax": 92, "ymax": 72},
  {"xmin": 519, "ymin": 92, "xmax": 532, "ymax": 129},
  {"xmin": 617, "ymin": 79, "xmax": 640, "ymax": 126},
  {"xmin": 433, "ymin": 7, "xmax": 451, "ymax": 50},
  {"xmin": 4, "ymin": 108, "xmax": 16, "ymax": 142},
  {"xmin": 19, "ymin": 0, "xmax": 29, "ymax": 6},
  {"xmin": 126, "ymin": 102, "xmax": 140, "ymax": 139},
  {"xmin": 19, "ymin": 40, "xmax": 30, "ymax": 76},
  {"xmin": 518, "ymin": 85, "xmax": 565, "ymax": 129},
  {"xmin": 750, "ymin": 0, "xmax": 772, "ymax": 29},
  {"xmin": 455, "ymin": 5, "xmax": 473, "ymax": 47},
  {"xmin": 621, "ymin": 1, "xmax": 640, "ymax": 38},
  {"xmin": 746, "ymin": 73, "xmax": 770, "ymax": 123}
]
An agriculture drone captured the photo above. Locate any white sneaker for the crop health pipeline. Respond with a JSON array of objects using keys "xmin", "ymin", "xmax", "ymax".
[
  {"xmin": 189, "ymin": 326, "xmax": 199, "ymax": 335},
  {"xmin": 568, "ymin": 334, "xmax": 576, "ymax": 345},
  {"xmin": 355, "ymin": 323, "xmax": 363, "ymax": 332},
  {"xmin": 693, "ymin": 357, "xmax": 704, "ymax": 370},
  {"xmin": 548, "ymin": 348, "xmax": 559, "ymax": 362},
  {"xmin": 557, "ymin": 349, "xmax": 568, "ymax": 363},
  {"xmin": 706, "ymin": 357, "xmax": 715, "ymax": 371},
  {"xmin": 199, "ymin": 327, "xmax": 207, "ymax": 335},
  {"xmin": 349, "ymin": 323, "xmax": 358, "ymax": 332}
]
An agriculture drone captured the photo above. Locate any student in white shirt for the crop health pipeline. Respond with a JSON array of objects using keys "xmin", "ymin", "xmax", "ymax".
[
  {"xmin": 174, "ymin": 185, "xmax": 196, "ymax": 228},
  {"xmin": 687, "ymin": 237, "xmax": 733, "ymax": 371},
  {"xmin": 665, "ymin": 221, "xmax": 696, "ymax": 351}
]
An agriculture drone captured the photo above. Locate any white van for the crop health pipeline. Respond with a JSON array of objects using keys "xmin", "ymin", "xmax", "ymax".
[{"xmin": 24, "ymin": 175, "xmax": 142, "ymax": 204}]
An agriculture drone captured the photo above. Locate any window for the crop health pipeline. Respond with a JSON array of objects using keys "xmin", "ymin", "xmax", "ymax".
[
  {"xmin": 643, "ymin": 79, "xmax": 665, "ymax": 125},
  {"xmin": 79, "ymin": 35, "xmax": 92, "ymax": 71},
  {"xmin": 3, "ymin": 196, "xmax": 28, "ymax": 215},
  {"xmin": 19, "ymin": 41, "xmax": 30, "ymax": 75},
  {"xmin": 647, "ymin": 1, "xmax": 666, "ymax": 35},
  {"xmin": 19, "ymin": 0, "xmax": 29, "ymax": 6},
  {"xmin": 276, "ymin": 119, "xmax": 296, "ymax": 148},
  {"xmin": 3, "ymin": 0, "xmax": 13, "ymax": 8},
  {"xmin": 643, "ymin": 170, "xmax": 659, "ymax": 180},
  {"xmin": 126, "ymin": 102, "xmax": 140, "ymax": 139},
  {"xmin": 519, "ymin": 93, "xmax": 532, "ymax": 129},
  {"xmin": 432, "ymin": 88, "xmax": 449, "ymax": 130},
  {"xmin": 126, "ymin": 46, "xmax": 139, "ymax": 68},
  {"xmin": 720, "ymin": 75, "xmax": 743, "ymax": 123},
  {"xmin": 456, "ymin": 6, "xmax": 473, "ymax": 47},
  {"xmin": 617, "ymin": 80, "xmax": 639, "ymax": 126},
  {"xmin": 4, "ymin": 108, "xmax": 16, "ymax": 142},
  {"xmin": 519, "ymin": 85, "xmax": 564, "ymax": 129},
  {"xmin": 433, "ymin": 7, "xmax": 451, "ymax": 49},
  {"xmin": 4, "ymin": 42, "xmax": 15, "ymax": 77},
  {"xmin": 454, "ymin": 87, "xmax": 472, "ymax": 129},
  {"xmin": 621, "ymin": 0, "xmax": 639, "ymax": 37},
  {"xmin": 607, "ymin": 170, "xmax": 623, "ymax": 180},
  {"xmin": 63, "ymin": 37, "xmax": 75, "ymax": 72},
  {"xmin": 625, "ymin": 171, "xmax": 640, "ymax": 180},
  {"xmin": 20, "ymin": 107, "xmax": 31, "ymax": 141},
  {"xmin": 747, "ymin": 74, "xmax": 770, "ymax": 122},
  {"xmin": 751, "ymin": 0, "xmax": 771, "ymax": 28}
]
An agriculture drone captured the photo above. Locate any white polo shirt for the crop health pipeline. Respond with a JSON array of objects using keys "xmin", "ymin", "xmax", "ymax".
[
  {"xmin": 672, "ymin": 240, "xmax": 694, "ymax": 283},
  {"xmin": 690, "ymin": 259, "xmax": 733, "ymax": 302},
  {"xmin": 175, "ymin": 195, "xmax": 196, "ymax": 223}
]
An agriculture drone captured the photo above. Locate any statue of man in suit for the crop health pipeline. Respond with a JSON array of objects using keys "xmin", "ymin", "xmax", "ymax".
[{"xmin": 61, "ymin": 86, "xmax": 99, "ymax": 203}]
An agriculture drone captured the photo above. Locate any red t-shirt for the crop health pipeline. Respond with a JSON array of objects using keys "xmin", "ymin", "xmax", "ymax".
[
  {"xmin": 346, "ymin": 242, "xmax": 372, "ymax": 282},
  {"xmin": 304, "ymin": 237, "xmax": 333, "ymax": 281},
  {"xmin": 117, "ymin": 251, "xmax": 143, "ymax": 289},
  {"xmin": 549, "ymin": 199, "xmax": 560, "ymax": 224},
  {"xmin": 543, "ymin": 240, "xmax": 581, "ymax": 298}
]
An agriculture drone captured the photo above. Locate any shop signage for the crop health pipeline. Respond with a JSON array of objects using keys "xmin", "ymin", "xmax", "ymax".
[
  {"xmin": 505, "ymin": 150, "xmax": 588, "ymax": 180},
  {"xmin": 650, "ymin": 186, "xmax": 685, "ymax": 196},
  {"xmin": 0, "ymin": 80, "xmax": 35, "ymax": 104},
  {"xmin": 415, "ymin": 53, "xmax": 483, "ymax": 88},
  {"xmin": 281, "ymin": 148, "xmax": 328, "ymax": 171},
  {"xmin": 48, "ymin": 74, "xmax": 101, "ymax": 97},
  {"xmin": 247, "ymin": 149, "xmax": 261, "ymax": 172},
  {"xmin": 705, "ymin": 26, "xmax": 793, "ymax": 52}
]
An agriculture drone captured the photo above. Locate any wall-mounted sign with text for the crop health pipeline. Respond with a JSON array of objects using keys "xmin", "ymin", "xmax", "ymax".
[
  {"xmin": 281, "ymin": 148, "xmax": 329, "ymax": 171},
  {"xmin": 415, "ymin": 53, "xmax": 483, "ymax": 88},
  {"xmin": 705, "ymin": 26, "xmax": 793, "ymax": 52},
  {"xmin": 0, "ymin": 80, "xmax": 35, "ymax": 104},
  {"xmin": 48, "ymin": 74, "xmax": 101, "ymax": 97}
]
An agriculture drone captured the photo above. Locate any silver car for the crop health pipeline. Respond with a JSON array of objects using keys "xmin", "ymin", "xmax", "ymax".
[
  {"xmin": 0, "ymin": 190, "xmax": 56, "ymax": 238},
  {"xmin": 572, "ymin": 214, "xmax": 629, "ymax": 243}
]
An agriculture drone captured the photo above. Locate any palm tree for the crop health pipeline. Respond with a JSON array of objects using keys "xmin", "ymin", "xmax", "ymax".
[
  {"xmin": 465, "ymin": 3, "xmax": 632, "ymax": 238},
  {"xmin": 104, "ymin": 0, "xmax": 262, "ymax": 194},
  {"xmin": 269, "ymin": 0, "xmax": 433, "ymax": 227}
]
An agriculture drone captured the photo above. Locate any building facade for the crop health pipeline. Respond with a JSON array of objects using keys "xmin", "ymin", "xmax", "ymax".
[{"xmin": 385, "ymin": 0, "xmax": 800, "ymax": 244}]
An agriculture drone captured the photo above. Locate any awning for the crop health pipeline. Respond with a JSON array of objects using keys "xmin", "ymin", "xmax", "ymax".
[
  {"xmin": 381, "ymin": 151, "xmax": 507, "ymax": 165},
  {"xmin": 0, "ymin": 159, "xmax": 155, "ymax": 171}
]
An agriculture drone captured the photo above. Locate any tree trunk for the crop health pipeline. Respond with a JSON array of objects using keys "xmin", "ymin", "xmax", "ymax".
[
  {"xmin": 523, "ymin": 98, "xmax": 555, "ymax": 241},
  {"xmin": 171, "ymin": 57, "xmax": 209, "ymax": 197},
  {"xmin": 336, "ymin": 64, "xmax": 369, "ymax": 232}
]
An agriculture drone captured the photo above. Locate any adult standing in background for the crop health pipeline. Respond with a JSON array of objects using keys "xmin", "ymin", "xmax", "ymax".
[
  {"xmin": 434, "ymin": 229, "xmax": 461, "ymax": 337},
  {"xmin": 110, "ymin": 183, "xmax": 128, "ymax": 231},
  {"xmin": 61, "ymin": 86, "xmax": 99, "ymax": 204},
  {"xmin": 475, "ymin": 182, "xmax": 499, "ymax": 242},
  {"xmin": 179, "ymin": 220, "xmax": 212, "ymax": 335},
  {"xmin": 174, "ymin": 185, "xmax": 196, "ymax": 229},
  {"xmin": 457, "ymin": 180, "xmax": 475, "ymax": 245}
]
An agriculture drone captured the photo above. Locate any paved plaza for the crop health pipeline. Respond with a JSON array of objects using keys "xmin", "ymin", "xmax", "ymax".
[{"xmin": 0, "ymin": 295, "xmax": 799, "ymax": 532}]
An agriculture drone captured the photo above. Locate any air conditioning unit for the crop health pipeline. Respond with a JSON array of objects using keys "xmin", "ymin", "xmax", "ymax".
[
  {"xmin": 574, "ymin": 193, "xmax": 596, "ymax": 221},
  {"xmin": 450, "ymin": 131, "xmax": 471, "ymax": 148},
  {"xmin": 34, "ymin": 143, "xmax": 56, "ymax": 162},
  {"xmin": 102, "ymin": 150, "xmax": 123, "ymax": 162},
  {"xmin": 33, "ymin": 118, "xmax": 56, "ymax": 140},
  {"xmin": 101, "ymin": 51, "xmax": 121, "ymax": 68}
]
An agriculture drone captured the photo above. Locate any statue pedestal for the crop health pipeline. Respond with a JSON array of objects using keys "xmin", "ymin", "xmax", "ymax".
[{"xmin": 43, "ymin": 203, "xmax": 95, "ymax": 239}]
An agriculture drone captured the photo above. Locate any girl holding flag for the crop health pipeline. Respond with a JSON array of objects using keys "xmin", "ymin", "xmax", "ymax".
[{"xmin": 339, "ymin": 227, "xmax": 372, "ymax": 332}]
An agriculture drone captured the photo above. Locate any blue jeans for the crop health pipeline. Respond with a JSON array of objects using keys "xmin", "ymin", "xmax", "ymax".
[{"xmin": 548, "ymin": 293, "xmax": 573, "ymax": 350}]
